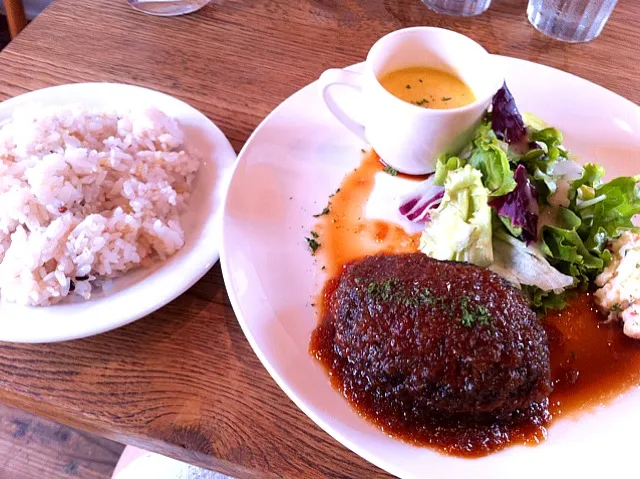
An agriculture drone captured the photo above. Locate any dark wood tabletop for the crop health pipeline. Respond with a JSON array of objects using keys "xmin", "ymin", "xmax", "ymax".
[{"xmin": 0, "ymin": 0, "xmax": 638, "ymax": 477}]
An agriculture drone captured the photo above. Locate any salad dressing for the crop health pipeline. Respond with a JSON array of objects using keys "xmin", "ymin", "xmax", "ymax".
[{"xmin": 379, "ymin": 67, "xmax": 475, "ymax": 109}]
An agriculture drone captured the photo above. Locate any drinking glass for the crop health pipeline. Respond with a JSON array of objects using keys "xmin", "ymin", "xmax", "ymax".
[
  {"xmin": 527, "ymin": 0, "xmax": 618, "ymax": 43},
  {"xmin": 128, "ymin": 0, "xmax": 211, "ymax": 16},
  {"xmin": 421, "ymin": 0, "xmax": 492, "ymax": 17}
]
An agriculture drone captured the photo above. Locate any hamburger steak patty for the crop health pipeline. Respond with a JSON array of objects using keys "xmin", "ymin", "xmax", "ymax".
[{"xmin": 311, "ymin": 253, "xmax": 552, "ymax": 452}]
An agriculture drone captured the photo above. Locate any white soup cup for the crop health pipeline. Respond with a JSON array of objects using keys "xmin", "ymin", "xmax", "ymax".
[{"xmin": 319, "ymin": 27, "xmax": 504, "ymax": 175}]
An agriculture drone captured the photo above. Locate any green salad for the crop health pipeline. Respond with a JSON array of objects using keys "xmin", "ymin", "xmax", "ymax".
[{"xmin": 399, "ymin": 84, "xmax": 640, "ymax": 312}]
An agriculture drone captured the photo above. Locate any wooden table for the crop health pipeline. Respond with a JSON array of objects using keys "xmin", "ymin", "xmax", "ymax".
[{"xmin": 0, "ymin": 0, "xmax": 638, "ymax": 477}]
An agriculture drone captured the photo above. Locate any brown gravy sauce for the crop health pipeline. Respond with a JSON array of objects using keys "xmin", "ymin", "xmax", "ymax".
[
  {"xmin": 546, "ymin": 294, "xmax": 640, "ymax": 416},
  {"xmin": 311, "ymin": 151, "xmax": 640, "ymax": 457}
]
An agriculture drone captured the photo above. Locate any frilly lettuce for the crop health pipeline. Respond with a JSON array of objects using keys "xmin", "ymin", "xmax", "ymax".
[
  {"xmin": 435, "ymin": 121, "xmax": 516, "ymax": 198},
  {"xmin": 491, "ymin": 228, "xmax": 574, "ymax": 293},
  {"xmin": 413, "ymin": 84, "xmax": 640, "ymax": 313},
  {"xmin": 539, "ymin": 166, "xmax": 640, "ymax": 288},
  {"xmin": 467, "ymin": 123, "xmax": 517, "ymax": 197},
  {"xmin": 434, "ymin": 155, "xmax": 464, "ymax": 185},
  {"xmin": 522, "ymin": 285, "xmax": 570, "ymax": 312},
  {"xmin": 419, "ymin": 165, "xmax": 493, "ymax": 267},
  {"xmin": 541, "ymin": 208, "xmax": 604, "ymax": 286},
  {"xmin": 581, "ymin": 175, "xmax": 640, "ymax": 251},
  {"xmin": 519, "ymin": 123, "xmax": 573, "ymax": 202},
  {"xmin": 522, "ymin": 112, "xmax": 549, "ymax": 131}
]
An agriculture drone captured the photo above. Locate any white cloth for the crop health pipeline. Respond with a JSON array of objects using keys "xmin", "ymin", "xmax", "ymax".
[{"xmin": 112, "ymin": 446, "xmax": 232, "ymax": 479}]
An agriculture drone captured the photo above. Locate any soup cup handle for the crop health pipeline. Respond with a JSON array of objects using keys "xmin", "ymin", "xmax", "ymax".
[{"xmin": 319, "ymin": 69, "xmax": 367, "ymax": 142}]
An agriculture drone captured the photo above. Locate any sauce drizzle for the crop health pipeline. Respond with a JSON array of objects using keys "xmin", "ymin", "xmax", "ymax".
[{"xmin": 314, "ymin": 152, "xmax": 420, "ymax": 279}]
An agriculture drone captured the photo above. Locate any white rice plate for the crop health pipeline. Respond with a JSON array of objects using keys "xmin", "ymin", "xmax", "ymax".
[{"xmin": 0, "ymin": 106, "xmax": 201, "ymax": 306}]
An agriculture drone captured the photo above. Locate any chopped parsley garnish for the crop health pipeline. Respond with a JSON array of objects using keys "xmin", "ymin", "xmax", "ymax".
[
  {"xmin": 441, "ymin": 96, "xmax": 452, "ymax": 101},
  {"xmin": 476, "ymin": 305, "xmax": 491, "ymax": 322},
  {"xmin": 313, "ymin": 205, "xmax": 331, "ymax": 217},
  {"xmin": 457, "ymin": 296, "xmax": 491, "ymax": 327},
  {"xmin": 382, "ymin": 166, "xmax": 398, "ymax": 176},
  {"xmin": 362, "ymin": 281, "xmax": 492, "ymax": 327},
  {"xmin": 367, "ymin": 279, "xmax": 393, "ymax": 300},
  {"xmin": 413, "ymin": 98, "xmax": 429, "ymax": 107},
  {"xmin": 366, "ymin": 280, "xmax": 435, "ymax": 307},
  {"xmin": 360, "ymin": 148, "xmax": 366, "ymax": 153},
  {"xmin": 611, "ymin": 303, "xmax": 623, "ymax": 313},
  {"xmin": 310, "ymin": 231, "xmax": 319, "ymax": 239},
  {"xmin": 305, "ymin": 236, "xmax": 321, "ymax": 254},
  {"xmin": 411, "ymin": 288, "xmax": 436, "ymax": 307}
]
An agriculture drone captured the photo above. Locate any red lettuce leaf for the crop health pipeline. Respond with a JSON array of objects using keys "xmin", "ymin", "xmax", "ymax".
[
  {"xmin": 489, "ymin": 164, "xmax": 539, "ymax": 243},
  {"xmin": 491, "ymin": 83, "xmax": 526, "ymax": 145},
  {"xmin": 399, "ymin": 176, "xmax": 444, "ymax": 223}
]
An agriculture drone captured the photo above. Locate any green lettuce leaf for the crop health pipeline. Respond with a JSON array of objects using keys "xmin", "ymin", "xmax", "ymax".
[
  {"xmin": 491, "ymin": 227, "xmax": 574, "ymax": 292},
  {"xmin": 520, "ymin": 152, "xmax": 557, "ymax": 201},
  {"xmin": 530, "ymin": 127, "xmax": 566, "ymax": 162},
  {"xmin": 434, "ymin": 120, "xmax": 516, "ymax": 196},
  {"xmin": 434, "ymin": 154, "xmax": 465, "ymax": 186},
  {"xmin": 522, "ymin": 112, "xmax": 549, "ymax": 131},
  {"xmin": 540, "ymin": 206, "xmax": 604, "ymax": 286},
  {"xmin": 429, "ymin": 112, "xmax": 640, "ymax": 314},
  {"xmin": 420, "ymin": 165, "xmax": 493, "ymax": 267},
  {"xmin": 581, "ymin": 176, "xmax": 640, "ymax": 258},
  {"xmin": 539, "ymin": 169, "xmax": 640, "ymax": 288},
  {"xmin": 568, "ymin": 163, "xmax": 605, "ymax": 205},
  {"xmin": 518, "ymin": 127, "xmax": 569, "ymax": 203},
  {"xmin": 565, "ymin": 164, "xmax": 640, "ymax": 255},
  {"xmin": 497, "ymin": 211, "xmax": 522, "ymax": 237},
  {"xmin": 467, "ymin": 123, "xmax": 517, "ymax": 197},
  {"xmin": 522, "ymin": 285, "xmax": 569, "ymax": 313}
]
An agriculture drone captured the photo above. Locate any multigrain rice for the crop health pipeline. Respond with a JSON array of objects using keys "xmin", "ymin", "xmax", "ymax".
[{"xmin": 0, "ymin": 106, "xmax": 200, "ymax": 306}]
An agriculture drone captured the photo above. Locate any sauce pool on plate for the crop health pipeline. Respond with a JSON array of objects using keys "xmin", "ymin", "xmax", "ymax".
[
  {"xmin": 313, "ymin": 153, "xmax": 420, "ymax": 278},
  {"xmin": 378, "ymin": 66, "xmax": 475, "ymax": 109},
  {"xmin": 545, "ymin": 293, "xmax": 640, "ymax": 416}
]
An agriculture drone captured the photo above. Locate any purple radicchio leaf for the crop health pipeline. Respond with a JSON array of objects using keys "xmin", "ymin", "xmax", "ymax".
[
  {"xmin": 491, "ymin": 82, "xmax": 527, "ymax": 145},
  {"xmin": 399, "ymin": 175, "xmax": 444, "ymax": 223},
  {"xmin": 489, "ymin": 164, "xmax": 539, "ymax": 243}
]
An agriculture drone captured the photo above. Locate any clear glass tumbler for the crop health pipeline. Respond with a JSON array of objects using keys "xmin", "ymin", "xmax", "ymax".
[
  {"xmin": 422, "ymin": 0, "xmax": 492, "ymax": 17},
  {"xmin": 527, "ymin": 0, "xmax": 618, "ymax": 43},
  {"xmin": 128, "ymin": 0, "xmax": 211, "ymax": 16}
]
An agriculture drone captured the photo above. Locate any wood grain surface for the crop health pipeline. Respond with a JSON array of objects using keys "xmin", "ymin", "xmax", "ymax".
[
  {"xmin": 0, "ymin": 403, "xmax": 123, "ymax": 479},
  {"xmin": 0, "ymin": 0, "xmax": 638, "ymax": 478}
]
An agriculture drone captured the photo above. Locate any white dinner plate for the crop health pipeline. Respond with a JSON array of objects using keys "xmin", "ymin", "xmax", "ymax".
[
  {"xmin": 221, "ymin": 57, "xmax": 640, "ymax": 479},
  {"xmin": 0, "ymin": 83, "xmax": 237, "ymax": 343}
]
